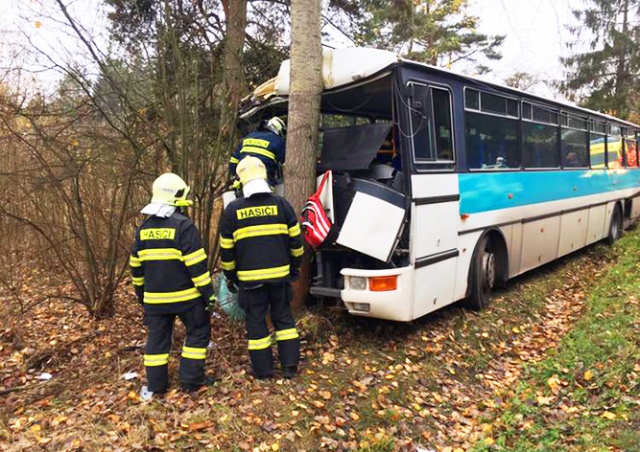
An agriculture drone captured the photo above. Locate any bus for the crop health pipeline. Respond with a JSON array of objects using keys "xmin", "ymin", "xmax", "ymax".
[{"xmin": 238, "ymin": 48, "xmax": 640, "ymax": 322}]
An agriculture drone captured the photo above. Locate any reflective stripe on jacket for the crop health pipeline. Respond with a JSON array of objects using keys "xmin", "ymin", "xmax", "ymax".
[
  {"xmin": 219, "ymin": 193, "xmax": 303, "ymax": 286},
  {"xmin": 130, "ymin": 211, "xmax": 214, "ymax": 312}
]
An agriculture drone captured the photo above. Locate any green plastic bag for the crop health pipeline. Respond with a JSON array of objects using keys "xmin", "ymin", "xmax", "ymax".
[{"xmin": 213, "ymin": 273, "xmax": 245, "ymax": 321}]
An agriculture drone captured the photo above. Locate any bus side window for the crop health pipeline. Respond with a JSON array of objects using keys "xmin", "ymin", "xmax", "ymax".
[
  {"xmin": 409, "ymin": 84, "xmax": 433, "ymax": 160},
  {"xmin": 625, "ymin": 135, "xmax": 638, "ymax": 167},
  {"xmin": 465, "ymin": 113, "xmax": 519, "ymax": 169},
  {"xmin": 408, "ymin": 83, "xmax": 455, "ymax": 167},
  {"xmin": 431, "ymin": 88, "xmax": 454, "ymax": 161}
]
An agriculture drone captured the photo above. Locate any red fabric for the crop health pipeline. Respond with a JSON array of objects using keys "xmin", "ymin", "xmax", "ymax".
[{"xmin": 300, "ymin": 171, "xmax": 335, "ymax": 249}]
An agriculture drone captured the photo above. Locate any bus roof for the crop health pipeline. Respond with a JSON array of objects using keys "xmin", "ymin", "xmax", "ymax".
[{"xmin": 241, "ymin": 47, "xmax": 640, "ymax": 130}]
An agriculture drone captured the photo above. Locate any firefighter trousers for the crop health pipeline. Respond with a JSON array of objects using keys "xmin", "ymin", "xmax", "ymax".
[
  {"xmin": 239, "ymin": 282, "xmax": 300, "ymax": 378},
  {"xmin": 143, "ymin": 300, "xmax": 211, "ymax": 392}
]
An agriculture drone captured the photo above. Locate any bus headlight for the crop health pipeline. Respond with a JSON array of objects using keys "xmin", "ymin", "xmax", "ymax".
[{"xmin": 350, "ymin": 276, "xmax": 367, "ymax": 290}]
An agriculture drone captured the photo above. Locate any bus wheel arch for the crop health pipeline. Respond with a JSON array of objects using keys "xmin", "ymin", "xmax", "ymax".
[
  {"xmin": 606, "ymin": 202, "xmax": 623, "ymax": 245},
  {"xmin": 464, "ymin": 229, "xmax": 508, "ymax": 311}
]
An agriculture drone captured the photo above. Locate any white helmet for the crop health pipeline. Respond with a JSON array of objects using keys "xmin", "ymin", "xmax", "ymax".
[
  {"xmin": 236, "ymin": 156, "xmax": 271, "ymax": 198},
  {"xmin": 150, "ymin": 173, "xmax": 192, "ymax": 207},
  {"xmin": 141, "ymin": 173, "xmax": 192, "ymax": 217},
  {"xmin": 265, "ymin": 117, "xmax": 286, "ymax": 136}
]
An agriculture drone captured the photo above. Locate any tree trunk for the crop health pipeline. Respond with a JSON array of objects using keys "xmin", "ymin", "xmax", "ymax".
[
  {"xmin": 285, "ymin": 0, "xmax": 323, "ymax": 309},
  {"xmin": 205, "ymin": 0, "xmax": 248, "ymax": 255},
  {"xmin": 614, "ymin": 0, "xmax": 630, "ymax": 118}
]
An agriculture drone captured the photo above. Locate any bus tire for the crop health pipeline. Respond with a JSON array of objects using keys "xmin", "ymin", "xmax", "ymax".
[
  {"xmin": 465, "ymin": 235, "xmax": 496, "ymax": 311},
  {"xmin": 606, "ymin": 205, "xmax": 622, "ymax": 245}
]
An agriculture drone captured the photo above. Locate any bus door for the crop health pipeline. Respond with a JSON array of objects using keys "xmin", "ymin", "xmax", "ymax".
[{"xmin": 405, "ymin": 81, "xmax": 460, "ymax": 319}]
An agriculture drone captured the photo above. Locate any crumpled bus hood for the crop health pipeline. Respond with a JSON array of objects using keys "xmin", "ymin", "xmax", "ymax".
[{"xmin": 241, "ymin": 48, "xmax": 399, "ymax": 116}]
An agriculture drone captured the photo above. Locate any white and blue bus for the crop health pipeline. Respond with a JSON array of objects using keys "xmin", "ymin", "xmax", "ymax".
[{"xmin": 239, "ymin": 48, "xmax": 640, "ymax": 321}]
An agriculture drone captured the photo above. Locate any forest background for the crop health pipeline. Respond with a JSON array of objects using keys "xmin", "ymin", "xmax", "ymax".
[
  {"xmin": 0, "ymin": 0, "xmax": 637, "ymax": 318},
  {"xmin": 0, "ymin": 1, "xmax": 639, "ymax": 451}
]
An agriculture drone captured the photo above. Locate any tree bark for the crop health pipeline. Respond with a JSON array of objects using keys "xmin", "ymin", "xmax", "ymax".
[
  {"xmin": 206, "ymin": 0, "xmax": 247, "ymax": 256},
  {"xmin": 285, "ymin": 0, "xmax": 323, "ymax": 309}
]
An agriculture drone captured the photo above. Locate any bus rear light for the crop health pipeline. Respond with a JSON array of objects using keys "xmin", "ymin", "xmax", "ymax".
[{"xmin": 369, "ymin": 276, "xmax": 397, "ymax": 291}]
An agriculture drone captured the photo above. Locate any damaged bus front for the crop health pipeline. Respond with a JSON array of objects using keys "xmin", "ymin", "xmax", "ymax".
[{"xmin": 239, "ymin": 48, "xmax": 417, "ymax": 321}]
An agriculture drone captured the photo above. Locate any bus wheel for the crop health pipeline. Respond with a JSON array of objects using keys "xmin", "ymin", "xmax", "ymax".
[
  {"xmin": 606, "ymin": 205, "xmax": 622, "ymax": 245},
  {"xmin": 466, "ymin": 235, "xmax": 495, "ymax": 311}
]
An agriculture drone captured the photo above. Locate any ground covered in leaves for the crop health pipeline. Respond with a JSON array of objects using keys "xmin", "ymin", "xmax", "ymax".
[{"xmin": 1, "ymin": 230, "xmax": 639, "ymax": 452}]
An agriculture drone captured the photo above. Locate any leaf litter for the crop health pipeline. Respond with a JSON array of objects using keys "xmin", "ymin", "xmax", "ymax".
[{"xmin": 0, "ymin": 244, "xmax": 624, "ymax": 451}]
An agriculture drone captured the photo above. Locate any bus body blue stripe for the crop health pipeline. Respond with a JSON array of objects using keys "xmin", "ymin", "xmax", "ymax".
[{"xmin": 459, "ymin": 169, "xmax": 640, "ymax": 214}]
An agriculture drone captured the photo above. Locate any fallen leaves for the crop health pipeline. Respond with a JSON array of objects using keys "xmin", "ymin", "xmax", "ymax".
[{"xmin": 0, "ymin": 239, "xmax": 625, "ymax": 452}]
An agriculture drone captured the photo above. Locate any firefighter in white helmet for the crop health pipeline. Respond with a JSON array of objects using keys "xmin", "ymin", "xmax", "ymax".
[
  {"xmin": 219, "ymin": 157, "xmax": 303, "ymax": 379},
  {"xmin": 228, "ymin": 116, "xmax": 286, "ymax": 186},
  {"xmin": 130, "ymin": 173, "xmax": 216, "ymax": 399}
]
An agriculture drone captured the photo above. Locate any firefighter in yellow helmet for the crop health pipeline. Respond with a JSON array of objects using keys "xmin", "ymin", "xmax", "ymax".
[
  {"xmin": 130, "ymin": 173, "xmax": 216, "ymax": 399},
  {"xmin": 219, "ymin": 157, "xmax": 303, "ymax": 379},
  {"xmin": 228, "ymin": 116, "xmax": 286, "ymax": 186}
]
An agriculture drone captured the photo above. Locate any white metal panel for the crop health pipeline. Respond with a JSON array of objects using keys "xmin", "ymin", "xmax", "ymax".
[
  {"xmin": 520, "ymin": 217, "xmax": 561, "ymax": 273},
  {"xmin": 586, "ymin": 205, "xmax": 607, "ymax": 244},
  {"xmin": 274, "ymin": 48, "xmax": 399, "ymax": 94},
  {"xmin": 558, "ymin": 210, "xmax": 589, "ymax": 257},
  {"xmin": 412, "ymin": 202, "xmax": 459, "ymax": 258},
  {"xmin": 453, "ymin": 231, "xmax": 482, "ymax": 301},
  {"xmin": 337, "ymin": 192, "xmax": 405, "ymax": 261},
  {"xmin": 410, "ymin": 174, "xmax": 459, "ymax": 198},
  {"xmin": 506, "ymin": 223, "xmax": 523, "ymax": 277},
  {"xmin": 604, "ymin": 202, "xmax": 617, "ymax": 237},
  {"xmin": 413, "ymin": 258, "xmax": 457, "ymax": 319},
  {"xmin": 633, "ymin": 197, "xmax": 640, "ymax": 219},
  {"xmin": 341, "ymin": 266, "xmax": 414, "ymax": 321}
]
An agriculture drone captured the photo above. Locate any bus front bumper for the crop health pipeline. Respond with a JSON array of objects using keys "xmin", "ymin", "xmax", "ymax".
[{"xmin": 340, "ymin": 266, "xmax": 414, "ymax": 322}]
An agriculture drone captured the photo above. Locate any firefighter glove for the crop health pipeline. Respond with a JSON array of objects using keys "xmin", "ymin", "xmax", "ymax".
[{"xmin": 206, "ymin": 294, "xmax": 217, "ymax": 312}]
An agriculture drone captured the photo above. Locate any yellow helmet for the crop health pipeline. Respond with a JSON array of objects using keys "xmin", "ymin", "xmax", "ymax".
[
  {"xmin": 150, "ymin": 173, "xmax": 193, "ymax": 207},
  {"xmin": 236, "ymin": 156, "xmax": 267, "ymax": 186}
]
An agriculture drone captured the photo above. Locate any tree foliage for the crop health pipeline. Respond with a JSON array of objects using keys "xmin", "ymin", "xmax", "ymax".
[
  {"xmin": 330, "ymin": 0, "xmax": 503, "ymax": 71},
  {"xmin": 561, "ymin": 0, "xmax": 640, "ymax": 119}
]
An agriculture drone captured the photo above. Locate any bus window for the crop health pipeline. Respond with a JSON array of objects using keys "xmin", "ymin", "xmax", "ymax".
[
  {"xmin": 561, "ymin": 113, "xmax": 589, "ymax": 168},
  {"xmin": 590, "ymin": 119, "xmax": 607, "ymax": 169},
  {"xmin": 607, "ymin": 133, "xmax": 623, "ymax": 169},
  {"xmin": 431, "ymin": 88, "xmax": 454, "ymax": 161},
  {"xmin": 523, "ymin": 104, "xmax": 559, "ymax": 169},
  {"xmin": 409, "ymin": 83, "xmax": 433, "ymax": 161},
  {"xmin": 523, "ymin": 124, "xmax": 559, "ymax": 168},
  {"xmin": 322, "ymin": 114, "xmax": 370, "ymax": 128},
  {"xmin": 409, "ymin": 83, "xmax": 454, "ymax": 168},
  {"xmin": 627, "ymin": 134, "xmax": 639, "ymax": 167},
  {"xmin": 465, "ymin": 113, "xmax": 519, "ymax": 169}
]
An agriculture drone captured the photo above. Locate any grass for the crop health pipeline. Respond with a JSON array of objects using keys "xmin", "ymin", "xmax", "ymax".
[{"xmin": 469, "ymin": 229, "xmax": 640, "ymax": 452}]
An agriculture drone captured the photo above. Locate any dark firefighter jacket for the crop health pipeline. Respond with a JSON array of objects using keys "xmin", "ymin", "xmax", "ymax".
[
  {"xmin": 228, "ymin": 130, "xmax": 286, "ymax": 185},
  {"xmin": 219, "ymin": 193, "xmax": 303, "ymax": 287},
  {"xmin": 130, "ymin": 211, "xmax": 214, "ymax": 313}
]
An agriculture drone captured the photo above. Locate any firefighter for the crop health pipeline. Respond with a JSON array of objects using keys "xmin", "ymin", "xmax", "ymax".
[
  {"xmin": 219, "ymin": 156, "xmax": 303, "ymax": 379},
  {"xmin": 130, "ymin": 173, "xmax": 216, "ymax": 399},
  {"xmin": 228, "ymin": 116, "xmax": 286, "ymax": 186}
]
